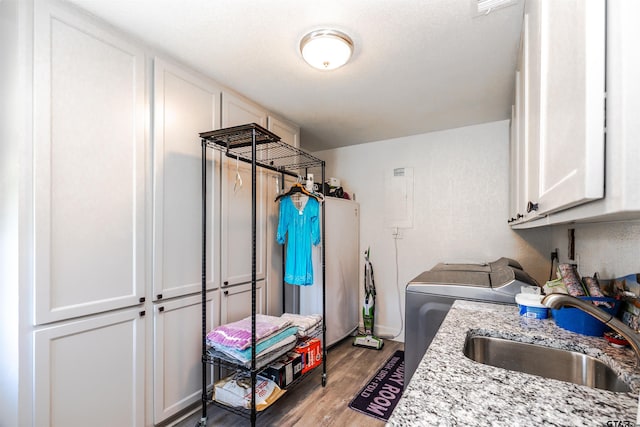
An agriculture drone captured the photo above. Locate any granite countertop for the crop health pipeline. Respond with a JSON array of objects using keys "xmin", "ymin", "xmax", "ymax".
[{"xmin": 388, "ymin": 300, "xmax": 640, "ymax": 426}]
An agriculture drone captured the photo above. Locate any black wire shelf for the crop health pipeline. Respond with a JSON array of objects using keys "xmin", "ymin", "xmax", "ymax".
[
  {"xmin": 205, "ymin": 361, "xmax": 324, "ymax": 421},
  {"xmin": 199, "ymin": 123, "xmax": 324, "ymax": 175}
]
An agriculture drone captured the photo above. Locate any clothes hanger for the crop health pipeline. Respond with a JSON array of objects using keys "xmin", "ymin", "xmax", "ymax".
[
  {"xmin": 233, "ymin": 155, "xmax": 242, "ymax": 194},
  {"xmin": 275, "ymin": 182, "xmax": 321, "ymax": 202}
]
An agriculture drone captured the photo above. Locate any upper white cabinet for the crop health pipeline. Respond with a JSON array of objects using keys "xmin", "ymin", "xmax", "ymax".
[
  {"xmin": 510, "ymin": 0, "xmax": 608, "ymax": 225},
  {"xmin": 222, "ymin": 90, "xmax": 267, "ymax": 128},
  {"xmin": 268, "ymin": 115, "xmax": 300, "ymax": 148},
  {"xmin": 153, "ymin": 59, "xmax": 221, "ymax": 300},
  {"xmin": 508, "ymin": 37, "xmax": 528, "ymax": 223},
  {"xmin": 534, "ymin": 0, "xmax": 605, "ymax": 216},
  {"xmin": 33, "ymin": 0, "xmax": 146, "ymax": 324},
  {"xmin": 513, "ymin": 0, "xmax": 640, "ymax": 228}
]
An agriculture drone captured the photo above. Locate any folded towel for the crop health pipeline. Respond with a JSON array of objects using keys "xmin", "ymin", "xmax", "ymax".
[
  {"xmin": 280, "ymin": 313, "xmax": 322, "ymax": 336},
  {"xmin": 207, "ymin": 314, "xmax": 291, "ymax": 350},
  {"xmin": 212, "ymin": 327, "xmax": 298, "ymax": 365},
  {"xmin": 299, "ymin": 323, "xmax": 321, "ymax": 339},
  {"xmin": 208, "ymin": 339, "xmax": 298, "ymax": 370}
]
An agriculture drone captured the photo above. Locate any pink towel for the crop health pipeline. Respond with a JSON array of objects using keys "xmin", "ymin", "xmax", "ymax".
[{"xmin": 206, "ymin": 314, "xmax": 291, "ymax": 350}]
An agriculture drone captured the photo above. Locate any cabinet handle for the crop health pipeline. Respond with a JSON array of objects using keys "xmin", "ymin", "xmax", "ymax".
[
  {"xmin": 157, "ymin": 294, "xmax": 163, "ymax": 300},
  {"xmin": 223, "ymin": 281, "xmax": 229, "ymax": 286},
  {"xmin": 224, "ymin": 290, "xmax": 229, "ymax": 296},
  {"xmin": 139, "ymin": 310, "xmax": 145, "ymax": 317},
  {"xmin": 526, "ymin": 201, "xmax": 539, "ymax": 213},
  {"xmin": 159, "ymin": 306, "xmax": 164, "ymax": 312},
  {"xmin": 139, "ymin": 297, "xmax": 145, "ymax": 303}
]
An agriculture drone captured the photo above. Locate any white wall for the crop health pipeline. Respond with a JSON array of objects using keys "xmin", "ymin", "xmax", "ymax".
[
  {"xmin": 550, "ymin": 220, "xmax": 640, "ymax": 280},
  {"xmin": 315, "ymin": 120, "xmax": 551, "ymax": 341}
]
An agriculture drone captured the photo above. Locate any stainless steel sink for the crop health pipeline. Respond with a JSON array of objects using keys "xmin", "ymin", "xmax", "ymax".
[{"xmin": 463, "ymin": 335, "xmax": 631, "ymax": 392}]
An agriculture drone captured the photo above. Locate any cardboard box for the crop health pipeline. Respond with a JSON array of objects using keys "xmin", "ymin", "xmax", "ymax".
[
  {"xmin": 295, "ymin": 337, "xmax": 322, "ymax": 374},
  {"xmin": 259, "ymin": 352, "xmax": 302, "ymax": 388}
]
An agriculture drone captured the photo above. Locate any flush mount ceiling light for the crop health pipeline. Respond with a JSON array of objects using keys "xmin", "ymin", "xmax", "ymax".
[{"xmin": 300, "ymin": 29, "xmax": 354, "ymax": 71}]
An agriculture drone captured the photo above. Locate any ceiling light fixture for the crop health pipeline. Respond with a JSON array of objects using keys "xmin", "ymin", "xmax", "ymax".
[{"xmin": 300, "ymin": 29, "xmax": 354, "ymax": 71}]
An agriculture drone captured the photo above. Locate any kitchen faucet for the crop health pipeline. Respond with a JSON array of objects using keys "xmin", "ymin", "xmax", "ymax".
[{"xmin": 542, "ymin": 293, "xmax": 640, "ymax": 367}]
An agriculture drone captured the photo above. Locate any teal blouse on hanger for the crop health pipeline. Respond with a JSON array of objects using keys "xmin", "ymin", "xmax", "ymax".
[{"xmin": 276, "ymin": 195, "xmax": 321, "ymax": 286}]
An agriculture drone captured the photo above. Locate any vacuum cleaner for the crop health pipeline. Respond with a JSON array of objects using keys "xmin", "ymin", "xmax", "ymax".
[{"xmin": 353, "ymin": 248, "xmax": 384, "ymax": 350}]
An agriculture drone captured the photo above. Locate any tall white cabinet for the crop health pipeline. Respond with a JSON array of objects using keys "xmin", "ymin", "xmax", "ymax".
[
  {"xmin": 6, "ymin": 0, "xmax": 304, "ymax": 425},
  {"xmin": 31, "ymin": 2, "xmax": 147, "ymax": 426},
  {"xmin": 152, "ymin": 59, "xmax": 222, "ymax": 422}
]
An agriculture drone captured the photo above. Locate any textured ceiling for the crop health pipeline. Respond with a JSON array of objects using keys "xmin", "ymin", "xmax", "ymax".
[{"xmin": 65, "ymin": 0, "xmax": 524, "ymax": 151}]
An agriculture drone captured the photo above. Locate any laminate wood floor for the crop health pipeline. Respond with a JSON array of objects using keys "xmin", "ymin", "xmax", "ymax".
[{"xmin": 173, "ymin": 337, "xmax": 404, "ymax": 427}]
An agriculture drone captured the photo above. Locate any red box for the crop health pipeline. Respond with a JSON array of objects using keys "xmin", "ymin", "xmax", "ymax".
[{"xmin": 295, "ymin": 338, "xmax": 322, "ymax": 374}]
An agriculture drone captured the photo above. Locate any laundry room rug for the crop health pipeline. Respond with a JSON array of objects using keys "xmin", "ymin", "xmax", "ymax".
[{"xmin": 348, "ymin": 350, "xmax": 404, "ymax": 422}]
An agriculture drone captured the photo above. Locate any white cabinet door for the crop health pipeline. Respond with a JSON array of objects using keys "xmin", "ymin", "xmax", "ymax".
[
  {"xmin": 152, "ymin": 292, "xmax": 218, "ymax": 423},
  {"xmin": 268, "ymin": 115, "xmax": 300, "ymax": 148},
  {"xmin": 220, "ymin": 91, "xmax": 268, "ymax": 286},
  {"xmin": 33, "ymin": 1, "xmax": 146, "ymax": 324},
  {"xmin": 509, "ymin": 68, "xmax": 529, "ymax": 223},
  {"xmin": 153, "ymin": 59, "xmax": 222, "ymax": 301},
  {"xmin": 221, "ymin": 91, "xmax": 267, "ymax": 128},
  {"xmin": 221, "ymin": 158, "xmax": 266, "ymax": 286},
  {"xmin": 509, "ymin": 10, "xmax": 534, "ymax": 224},
  {"xmin": 33, "ymin": 308, "xmax": 145, "ymax": 427},
  {"xmin": 531, "ymin": 0, "xmax": 606, "ymax": 216},
  {"xmin": 220, "ymin": 281, "xmax": 265, "ymax": 324},
  {"xmin": 523, "ymin": 1, "xmax": 541, "ymax": 220}
]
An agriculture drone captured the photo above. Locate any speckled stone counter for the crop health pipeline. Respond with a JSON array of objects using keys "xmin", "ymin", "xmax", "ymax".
[{"xmin": 388, "ymin": 300, "xmax": 640, "ymax": 426}]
